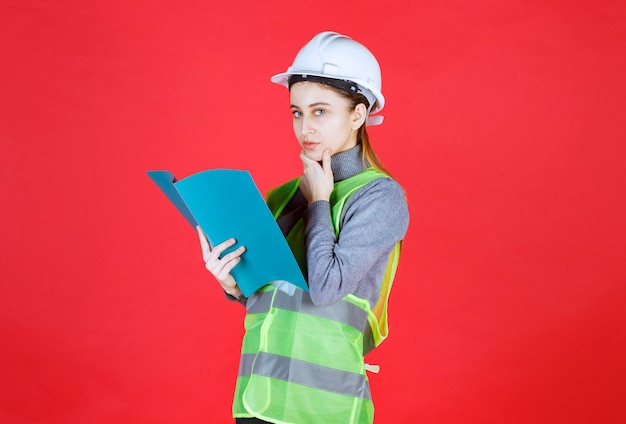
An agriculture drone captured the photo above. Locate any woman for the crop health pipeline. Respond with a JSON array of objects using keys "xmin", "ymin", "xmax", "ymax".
[{"xmin": 198, "ymin": 31, "xmax": 409, "ymax": 424}]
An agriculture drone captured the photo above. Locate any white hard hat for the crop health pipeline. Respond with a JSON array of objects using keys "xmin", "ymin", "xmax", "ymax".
[{"xmin": 271, "ymin": 31, "xmax": 385, "ymax": 126}]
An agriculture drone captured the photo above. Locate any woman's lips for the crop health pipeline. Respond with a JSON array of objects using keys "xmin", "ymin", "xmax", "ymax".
[{"xmin": 302, "ymin": 141, "xmax": 319, "ymax": 150}]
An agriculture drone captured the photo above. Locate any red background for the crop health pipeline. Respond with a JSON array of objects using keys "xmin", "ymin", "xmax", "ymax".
[{"xmin": 1, "ymin": 1, "xmax": 625, "ymax": 423}]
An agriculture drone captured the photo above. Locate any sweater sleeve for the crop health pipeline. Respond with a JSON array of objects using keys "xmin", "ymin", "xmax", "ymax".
[{"xmin": 303, "ymin": 178, "xmax": 409, "ymax": 306}]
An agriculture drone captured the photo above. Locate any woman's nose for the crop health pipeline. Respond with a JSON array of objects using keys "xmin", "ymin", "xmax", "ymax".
[{"xmin": 301, "ymin": 116, "xmax": 315, "ymax": 135}]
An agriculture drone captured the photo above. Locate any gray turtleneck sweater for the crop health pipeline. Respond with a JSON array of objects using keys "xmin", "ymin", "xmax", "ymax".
[{"xmin": 297, "ymin": 145, "xmax": 409, "ymax": 308}]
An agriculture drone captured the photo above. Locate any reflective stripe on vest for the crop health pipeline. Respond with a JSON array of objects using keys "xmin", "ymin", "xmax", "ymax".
[
  {"xmin": 246, "ymin": 287, "xmax": 369, "ymax": 334},
  {"xmin": 239, "ymin": 352, "xmax": 372, "ymax": 401}
]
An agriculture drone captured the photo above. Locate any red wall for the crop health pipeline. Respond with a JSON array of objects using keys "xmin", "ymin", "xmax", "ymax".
[{"xmin": 1, "ymin": 1, "xmax": 625, "ymax": 423}]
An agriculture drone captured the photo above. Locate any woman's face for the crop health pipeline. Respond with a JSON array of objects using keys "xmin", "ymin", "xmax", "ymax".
[{"xmin": 289, "ymin": 82, "xmax": 364, "ymax": 161}]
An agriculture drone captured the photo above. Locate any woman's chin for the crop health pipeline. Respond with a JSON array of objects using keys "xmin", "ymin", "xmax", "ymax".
[{"xmin": 302, "ymin": 150, "xmax": 323, "ymax": 162}]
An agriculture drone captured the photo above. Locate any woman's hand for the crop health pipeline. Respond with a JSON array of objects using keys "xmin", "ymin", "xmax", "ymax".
[
  {"xmin": 197, "ymin": 226, "xmax": 245, "ymax": 298},
  {"xmin": 299, "ymin": 148, "xmax": 334, "ymax": 204}
]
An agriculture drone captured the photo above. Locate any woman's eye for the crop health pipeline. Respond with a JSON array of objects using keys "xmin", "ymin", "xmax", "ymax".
[
  {"xmin": 314, "ymin": 109, "xmax": 325, "ymax": 116},
  {"xmin": 292, "ymin": 110, "xmax": 302, "ymax": 118}
]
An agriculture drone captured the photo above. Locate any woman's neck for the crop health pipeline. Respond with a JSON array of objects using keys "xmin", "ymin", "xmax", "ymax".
[{"xmin": 331, "ymin": 144, "xmax": 368, "ymax": 182}]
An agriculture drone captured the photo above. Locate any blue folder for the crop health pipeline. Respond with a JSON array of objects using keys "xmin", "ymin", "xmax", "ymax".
[{"xmin": 147, "ymin": 169, "xmax": 308, "ymax": 297}]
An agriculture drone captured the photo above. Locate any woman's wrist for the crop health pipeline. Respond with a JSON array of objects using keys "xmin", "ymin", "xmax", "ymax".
[
  {"xmin": 223, "ymin": 285, "xmax": 242, "ymax": 298},
  {"xmin": 224, "ymin": 287, "xmax": 246, "ymax": 304}
]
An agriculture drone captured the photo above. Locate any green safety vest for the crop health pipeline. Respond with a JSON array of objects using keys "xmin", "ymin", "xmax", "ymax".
[{"xmin": 233, "ymin": 168, "xmax": 402, "ymax": 424}]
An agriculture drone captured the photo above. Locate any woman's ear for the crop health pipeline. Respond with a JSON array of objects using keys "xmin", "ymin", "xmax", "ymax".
[{"xmin": 352, "ymin": 103, "xmax": 368, "ymax": 130}]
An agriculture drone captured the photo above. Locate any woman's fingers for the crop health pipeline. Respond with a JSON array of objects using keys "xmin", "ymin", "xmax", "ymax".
[
  {"xmin": 209, "ymin": 245, "xmax": 246, "ymax": 274},
  {"xmin": 198, "ymin": 227, "xmax": 245, "ymax": 273},
  {"xmin": 208, "ymin": 239, "xmax": 240, "ymax": 268},
  {"xmin": 198, "ymin": 228, "xmax": 237, "ymax": 262},
  {"xmin": 219, "ymin": 245, "xmax": 246, "ymax": 263},
  {"xmin": 320, "ymin": 148, "xmax": 331, "ymax": 175},
  {"xmin": 299, "ymin": 148, "xmax": 334, "ymax": 203},
  {"xmin": 197, "ymin": 226, "xmax": 212, "ymax": 259},
  {"xmin": 211, "ymin": 254, "xmax": 241, "ymax": 281},
  {"xmin": 196, "ymin": 227, "xmax": 244, "ymax": 296}
]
